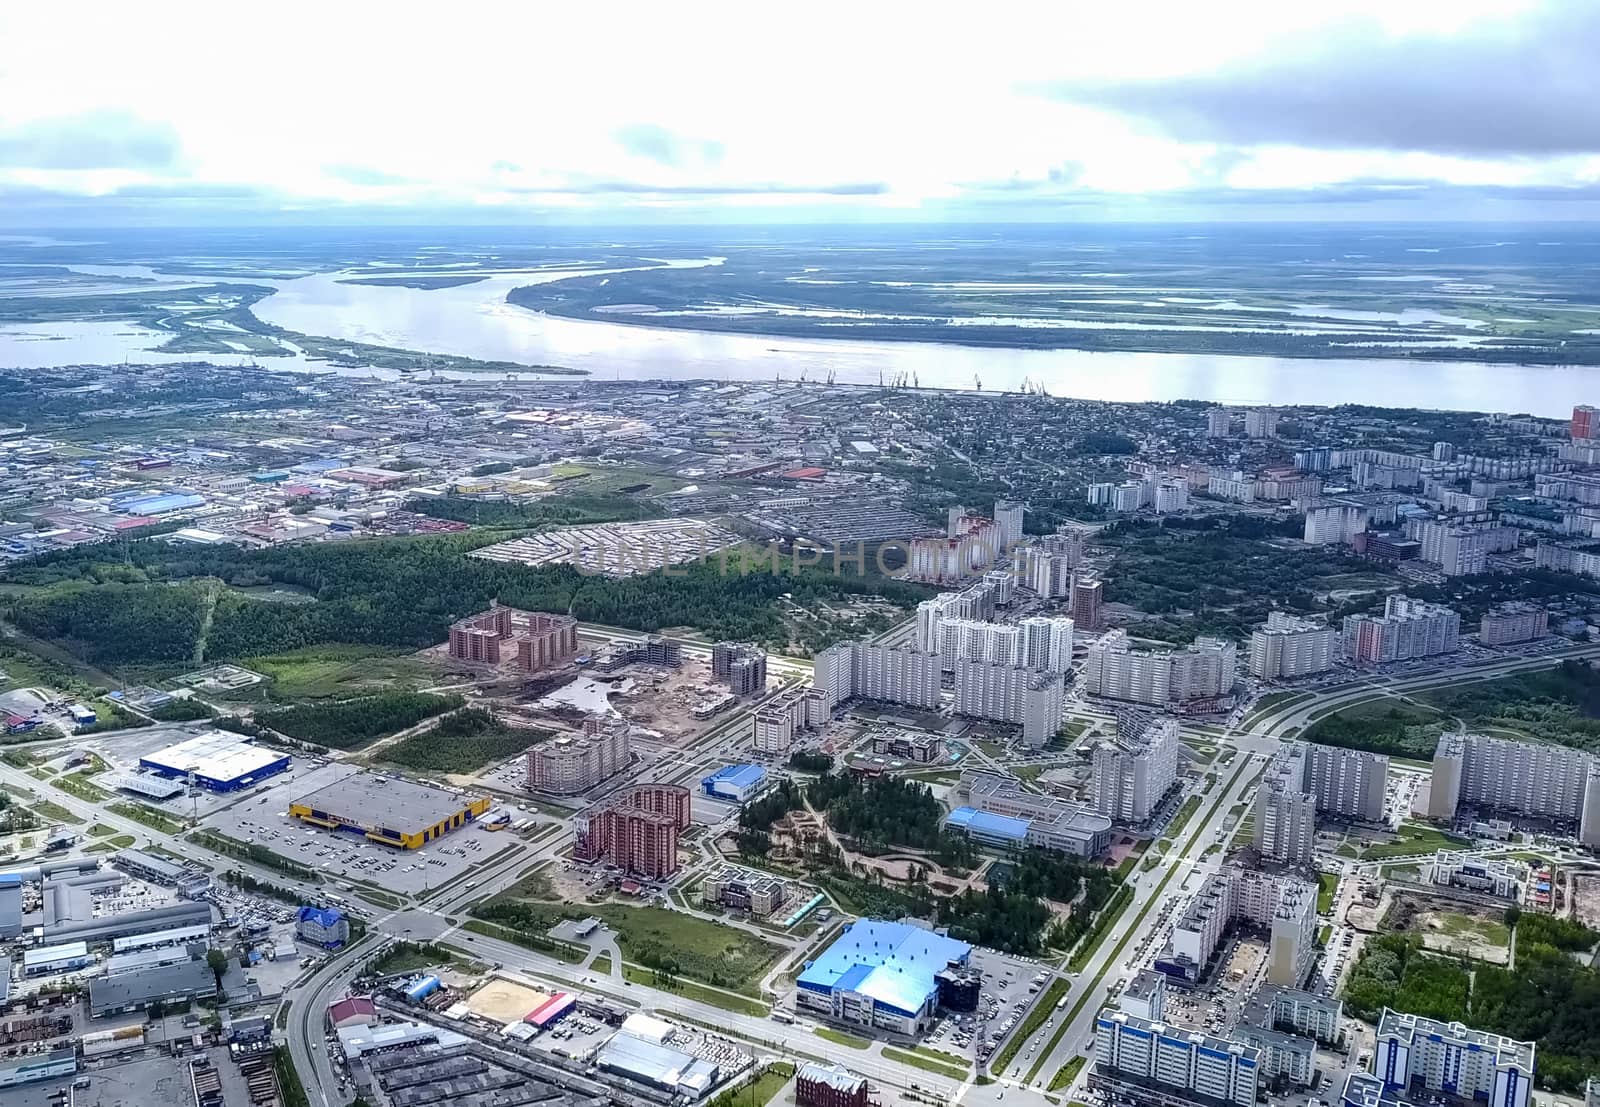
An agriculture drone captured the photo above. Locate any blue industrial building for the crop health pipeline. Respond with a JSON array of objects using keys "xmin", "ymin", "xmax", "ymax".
[
  {"xmin": 943, "ymin": 806, "xmax": 1030, "ymax": 849},
  {"xmin": 795, "ymin": 919, "xmax": 972, "ymax": 1034},
  {"xmin": 116, "ymin": 492, "xmax": 206, "ymax": 516},
  {"xmin": 701, "ymin": 764, "xmax": 766, "ymax": 804},
  {"xmin": 138, "ymin": 731, "xmax": 291, "ymax": 792}
]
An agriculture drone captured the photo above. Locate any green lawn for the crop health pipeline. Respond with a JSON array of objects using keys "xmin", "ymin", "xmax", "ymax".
[
  {"xmin": 460, "ymin": 919, "xmax": 588, "ymax": 962},
  {"xmin": 813, "ymin": 1027, "xmax": 871, "ymax": 1049},
  {"xmin": 1048, "ymin": 1055, "xmax": 1087, "ymax": 1093},
  {"xmin": 714, "ymin": 1063, "xmax": 795, "ymax": 1107},
  {"xmin": 881, "ymin": 1047, "xmax": 966, "ymax": 1080},
  {"xmin": 32, "ymin": 800, "xmax": 81, "ymax": 825},
  {"xmin": 1317, "ymin": 872, "xmax": 1339, "ymax": 914},
  {"xmin": 1067, "ymin": 885, "xmax": 1135, "ymax": 973},
  {"xmin": 240, "ymin": 645, "xmax": 438, "ymax": 700},
  {"xmin": 1360, "ymin": 823, "xmax": 1471, "ymax": 860},
  {"xmin": 591, "ymin": 953, "xmax": 612, "ymax": 974},
  {"xmin": 53, "ymin": 772, "xmax": 109, "ymax": 803},
  {"xmin": 621, "ymin": 964, "xmax": 769, "ymax": 1016},
  {"xmin": 108, "ymin": 801, "xmax": 186, "ymax": 834}
]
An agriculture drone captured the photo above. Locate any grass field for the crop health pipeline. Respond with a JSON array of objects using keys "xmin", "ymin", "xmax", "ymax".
[
  {"xmin": 621, "ymin": 964, "xmax": 769, "ymax": 1016},
  {"xmin": 240, "ymin": 645, "xmax": 439, "ymax": 700},
  {"xmin": 1048, "ymin": 1055, "xmax": 1087, "ymax": 1093},
  {"xmin": 813, "ymin": 1027, "xmax": 871, "ymax": 1049},
  {"xmin": 882, "ymin": 1047, "xmax": 966, "ymax": 1080},
  {"xmin": 1165, "ymin": 795, "xmax": 1201, "ymax": 839},
  {"xmin": 1360, "ymin": 823, "xmax": 1471, "ymax": 860},
  {"xmin": 32, "ymin": 800, "xmax": 81, "ymax": 824},
  {"xmin": 108, "ymin": 801, "xmax": 186, "ymax": 834},
  {"xmin": 1318, "ymin": 872, "xmax": 1339, "ymax": 914},
  {"xmin": 591, "ymin": 953, "xmax": 612, "ymax": 974},
  {"xmin": 1067, "ymin": 885, "xmax": 1135, "ymax": 973},
  {"xmin": 717, "ymin": 1063, "xmax": 796, "ymax": 1107}
]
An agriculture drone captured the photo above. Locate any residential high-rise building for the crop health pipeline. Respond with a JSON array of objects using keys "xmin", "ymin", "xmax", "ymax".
[
  {"xmin": 813, "ymin": 642, "xmax": 941, "ymax": 711},
  {"xmin": 1083, "ymin": 631, "xmax": 1236, "ymax": 706},
  {"xmin": 1092, "ymin": 1008, "xmax": 1259, "ymax": 1107},
  {"xmin": 751, "ymin": 686, "xmax": 828, "ymax": 754},
  {"xmin": 447, "ymin": 605, "xmax": 578, "ymax": 672},
  {"xmin": 1092, "ymin": 713, "xmax": 1180, "ymax": 824},
  {"xmin": 953, "ymin": 662, "xmax": 1064, "ymax": 747},
  {"xmin": 1018, "ymin": 616, "xmax": 1074, "ymax": 672},
  {"xmin": 1253, "ymin": 740, "xmax": 1388, "ymax": 863},
  {"xmin": 1342, "ymin": 595, "xmax": 1460, "ymax": 663},
  {"xmin": 1249, "ymin": 612, "xmax": 1337, "ymax": 680},
  {"xmin": 1303, "ymin": 502, "xmax": 1368, "ymax": 545},
  {"xmin": 1574, "ymin": 404, "xmax": 1599, "ymax": 441},
  {"xmin": 1254, "ymin": 772, "xmax": 1317, "ymax": 865},
  {"xmin": 1301, "ymin": 742, "xmax": 1388, "ymax": 822},
  {"xmin": 713, "ymin": 641, "xmax": 768, "ymax": 696},
  {"xmin": 1433, "ymin": 441, "xmax": 1458, "ymax": 462},
  {"xmin": 1479, "ymin": 602, "xmax": 1547, "ymax": 646},
  {"xmin": 1070, "ymin": 574, "xmax": 1104, "ymax": 630},
  {"xmin": 1244, "ymin": 409, "xmax": 1279, "ymax": 439},
  {"xmin": 1429, "ymin": 731, "xmax": 1600, "ymax": 846},
  {"xmin": 1359, "ymin": 1009, "xmax": 1535, "ymax": 1107},
  {"xmin": 1024, "ymin": 549, "xmax": 1075, "ymax": 598},
  {"xmin": 527, "ymin": 715, "xmax": 631, "ymax": 794},
  {"xmin": 573, "ymin": 784, "xmax": 691, "ymax": 878},
  {"xmin": 1155, "ymin": 867, "xmax": 1317, "ymax": 988},
  {"xmin": 994, "ymin": 500, "xmax": 1025, "ymax": 550},
  {"xmin": 1208, "ymin": 470, "xmax": 1257, "ymax": 502},
  {"xmin": 1206, "ymin": 408, "xmax": 1232, "ymax": 438},
  {"xmin": 1414, "ymin": 519, "xmax": 1489, "ymax": 576}
]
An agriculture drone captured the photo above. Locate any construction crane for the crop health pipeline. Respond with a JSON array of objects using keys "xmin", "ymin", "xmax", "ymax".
[
  {"xmin": 974, "ymin": 374, "xmax": 983, "ymax": 392},
  {"xmin": 826, "ymin": 369, "xmax": 837, "ymax": 385}
]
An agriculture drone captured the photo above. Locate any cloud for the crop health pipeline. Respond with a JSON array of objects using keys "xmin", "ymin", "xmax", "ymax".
[
  {"xmin": 1026, "ymin": 4, "xmax": 1600, "ymax": 156},
  {"xmin": 612, "ymin": 123, "xmax": 725, "ymax": 168},
  {"xmin": 507, "ymin": 178, "xmax": 887, "ymax": 197},
  {"xmin": 0, "ymin": 110, "xmax": 183, "ymax": 169},
  {"xmin": 323, "ymin": 164, "xmax": 415, "ymax": 186}
]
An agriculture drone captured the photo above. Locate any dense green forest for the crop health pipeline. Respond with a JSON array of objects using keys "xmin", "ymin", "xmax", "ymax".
[
  {"xmin": 806, "ymin": 772, "xmax": 977, "ymax": 866},
  {"xmin": 935, "ymin": 884, "xmax": 1053, "ymax": 954},
  {"xmin": 1, "ymin": 532, "xmax": 927, "ymax": 663},
  {"xmin": 407, "ymin": 493, "xmax": 662, "ymax": 528},
  {"xmin": 1343, "ymin": 914, "xmax": 1600, "ymax": 1091},
  {"xmin": 377, "ymin": 707, "xmax": 549, "ymax": 773},
  {"xmin": 254, "ymin": 691, "xmax": 461, "ymax": 749}
]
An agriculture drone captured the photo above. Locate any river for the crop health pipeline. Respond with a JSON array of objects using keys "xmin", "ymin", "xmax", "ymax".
[{"xmin": 3, "ymin": 257, "xmax": 1595, "ymax": 415}]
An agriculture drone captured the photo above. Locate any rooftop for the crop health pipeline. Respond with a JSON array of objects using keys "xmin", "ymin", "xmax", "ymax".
[
  {"xmin": 944, "ymin": 806, "xmax": 1030, "ymax": 842},
  {"xmin": 140, "ymin": 729, "xmax": 286, "ymax": 783},
  {"xmin": 797, "ymin": 919, "xmax": 971, "ymax": 1018},
  {"xmin": 703, "ymin": 764, "xmax": 765, "ymax": 789},
  {"xmin": 294, "ymin": 772, "xmax": 483, "ymax": 835},
  {"xmin": 1375, "ymin": 1008, "xmax": 1535, "ymax": 1070}
]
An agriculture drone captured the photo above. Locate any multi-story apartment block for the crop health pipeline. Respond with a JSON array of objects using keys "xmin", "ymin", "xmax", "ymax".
[
  {"xmin": 1479, "ymin": 602, "xmax": 1547, "ymax": 646},
  {"xmin": 1156, "ymin": 867, "xmax": 1318, "ymax": 989},
  {"xmin": 1535, "ymin": 540, "xmax": 1600, "ymax": 578},
  {"xmin": 1413, "ymin": 519, "xmax": 1489, "ymax": 576},
  {"xmin": 1083, "ymin": 631, "xmax": 1236, "ymax": 706},
  {"xmin": 1018, "ymin": 616, "xmax": 1074, "ymax": 672},
  {"xmin": 1257, "ymin": 740, "xmax": 1389, "ymax": 863},
  {"xmin": 751, "ymin": 686, "xmax": 829, "ymax": 754},
  {"xmin": 953, "ymin": 661, "xmax": 1064, "ymax": 747},
  {"xmin": 1429, "ymin": 731, "xmax": 1600, "ymax": 846},
  {"xmin": 1092, "ymin": 713, "xmax": 1180, "ymax": 824},
  {"xmin": 1071, "ymin": 574, "xmax": 1104, "ymax": 631},
  {"xmin": 1574, "ymin": 404, "xmax": 1598, "ymax": 441},
  {"xmin": 1303, "ymin": 502, "xmax": 1369, "ymax": 546},
  {"xmin": 1244, "ymin": 408, "xmax": 1279, "ymax": 439},
  {"xmin": 527, "ymin": 715, "xmax": 631, "ymax": 795},
  {"xmin": 993, "ymin": 500, "xmax": 1025, "ymax": 550},
  {"xmin": 813, "ymin": 642, "xmax": 941, "ymax": 711},
  {"xmin": 1352, "ymin": 1009, "xmax": 1535, "ymax": 1107},
  {"xmin": 1208, "ymin": 470, "xmax": 1257, "ymax": 503},
  {"xmin": 948, "ymin": 771, "xmax": 1113, "ymax": 856},
  {"xmin": 712, "ymin": 641, "xmax": 768, "ymax": 696},
  {"xmin": 1207, "ymin": 408, "xmax": 1232, "ymax": 437},
  {"xmin": 1343, "ymin": 595, "xmax": 1460, "ymax": 664},
  {"xmin": 1256, "ymin": 473, "xmax": 1321, "ymax": 502},
  {"xmin": 1092, "ymin": 1008, "xmax": 1259, "ymax": 1107},
  {"xmin": 447, "ymin": 604, "xmax": 578, "ymax": 672},
  {"xmin": 573, "ymin": 784, "xmax": 691, "ymax": 878},
  {"xmin": 1249, "ymin": 612, "xmax": 1338, "ymax": 680},
  {"xmin": 1254, "ymin": 771, "xmax": 1318, "ymax": 865}
]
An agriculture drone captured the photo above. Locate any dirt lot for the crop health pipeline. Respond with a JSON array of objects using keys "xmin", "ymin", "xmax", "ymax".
[
  {"xmin": 1570, "ymin": 872, "xmax": 1600, "ymax": 929},
  {"xmin": 1383, "ymin": 894, "xmax": 1512, "ymax": 965}
]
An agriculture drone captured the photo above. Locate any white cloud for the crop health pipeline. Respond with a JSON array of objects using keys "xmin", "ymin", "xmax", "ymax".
[{"xmin": 0, "ymin": 0, "xmax": 1589, "ymax": 220}]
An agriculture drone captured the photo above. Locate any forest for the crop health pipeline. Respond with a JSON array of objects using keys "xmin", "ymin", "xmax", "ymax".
[
  {"xmin": 934, "ymin": 884, "xmax": 1053, "ymax": 954},
  {"xmin": 1343, "ymin": 913, "xmax": 1600, "ymax": 1091},
  {"xmin": 375, "ymin": 707, "xmax": 549, "ymax": 773},
  {"xmin": 806, "ymin": 772, "xmax": 978, "ymax": 866},
  {"xmin": 1, "ymin": 531, "xmax": 928, "ymax": 664},
  {"xmin": 254, "ymin": 691, "xmax": 461, "ymax": 749}
]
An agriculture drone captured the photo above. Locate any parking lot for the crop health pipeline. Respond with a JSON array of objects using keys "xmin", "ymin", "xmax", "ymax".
[
  {"xmin": 922, "ymin": 948, "xmax": 1057, "ymax": 1074},
  {"xmin": 199, "ymin": 762, "xmax": 508, "ymax": 894}
]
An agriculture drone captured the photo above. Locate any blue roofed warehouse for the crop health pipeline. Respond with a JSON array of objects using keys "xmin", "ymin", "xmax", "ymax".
[{"xmin": 794, "ymin": 919, "xmax": 973, "ymax": 1035}]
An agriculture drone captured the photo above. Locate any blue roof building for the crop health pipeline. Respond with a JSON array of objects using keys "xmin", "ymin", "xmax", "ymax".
[
  {"xmin": 795, "ymin": 920, "xmax": 972, "ymax": 1034},
  {"xmin": 701, "ymin": 764, "xmax": 766, "ymax": 803},
  {"xmin": 295, "ymin": 905, "xmax": 349, "ymax": 949},
  {"xmin": 944, "ymin": 806, "xmax": 1031, "ymax": 849}
]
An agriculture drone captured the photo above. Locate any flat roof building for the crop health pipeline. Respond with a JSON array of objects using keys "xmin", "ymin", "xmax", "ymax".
[
  {"xmin": 701, "ymin": 764, "xmax": 766, "ymax": 804},
  {"xmin": 138, "ymin": 729, "xmax": 290, "ymax": 791},
  {"xmin": 290, "ymin": 772, "xmax": 491, "ymax": 849},
  {"xmin": 795, "ymin": 919, "xmax": 972, "ymax": 1035},
  {"xmin": 950, "ymin": 770, "xmax": 1113, "ymax": 856}
]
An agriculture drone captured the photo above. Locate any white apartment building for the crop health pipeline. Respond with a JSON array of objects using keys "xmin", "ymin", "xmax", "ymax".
[
  {"xmin": 1343, "ymin": 595, "xmax": 1460, "ymax": 664},
  {"xmin": 1092, "ymin": 1009, "xmax": 1260, "ymax": 1107},
  {"xmin": 1244, "ymin": 408, "xmax": 1279, "ymax": 439},
  {"xmin": 1083, "ymin": 631, "xmax": 1237, "ymax": 706},
  {"xmin": 1479, "ymin": 602, "xmax": 1547, "ymax": 646},
  {"xmin": 1429, "ymin": 731, "xmax": 1600, "ymax": 845},
  {"xmin": 1255, "ymin": 740, "xmax": 1387, "ymax": 863},
  {"xmin": 1441, "ymin": 490, "xmax": 1490, "ymax": 512},
  {"xmin": 1153, "ymin": 479, "xmax": 1190, "ymax": 514},
  {"xmin": 1414, "ymin": 519, "xmax": 1489, "ymax": 576},
  {"xmin": 813, "ymin": 642, "xmax": 941, "ymax": 711},
  {"xmin": 953, "ymin": 661, "xmax": 1065, "ymax": 747},
  {"xmin": 1249, "ymin": 612, "xmax": 1337, "ymax": 679},
  {"xmin": 1254, "ymin": 774, "xmax": 1317, "ymax": 865},
  {"xmin": 1536, "ymin": 541, "xmax": 1600, "ymax": 579},
  {"xmin": 1093, "ymin": 714, "xmax": 1180, "ymax": 824},
  {"xmin": 1208, "ymin": 470, "xmax": 1257, "ymax": 503},
  {"xmin": 1370, "ymin": 1009, "xmax": 1535, "ymax": 1107},
  {"xmin": 993, "ymin": 500, "xmax": 1025, "ymax": 549},
  {"xmin": 752, "ymin": 686, "xmax": 829, "ymax": 754},
  {"xmin": 1156, "ymin": 867, "xmax": 1318, "ymax": 989},
  {"xmin": 1018, "ymin": 616, "xmax": 1074, "ymax": 672},
  {"xmin": 1303, "ymin": 502, "xmax": 1369, "ymax": 545},
  {"xmin": 1206, "ymin": 408, "xmax": 1232, "ymax": 437}
]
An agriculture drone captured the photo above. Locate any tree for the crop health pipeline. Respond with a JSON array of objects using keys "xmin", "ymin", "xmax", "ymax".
[
  {"xmin": 206, "ymin": 947, "xmax": 229, "ymax": 988},
  {"xmin": 1504, "ymin": 904, "xmax": 1522, "ymax": 931}
]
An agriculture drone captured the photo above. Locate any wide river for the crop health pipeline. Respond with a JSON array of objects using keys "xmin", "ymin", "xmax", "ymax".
[{"xmin": 4, "ymin": 258, "xmax": 1595, "ymax": 416}]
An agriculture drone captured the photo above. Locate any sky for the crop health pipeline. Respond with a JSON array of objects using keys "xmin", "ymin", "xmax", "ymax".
[{"xmin": 1, "ymin": 0, "xmax": 1598, "ymax": 225}]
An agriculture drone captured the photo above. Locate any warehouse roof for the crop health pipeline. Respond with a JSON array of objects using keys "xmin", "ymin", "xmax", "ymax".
[
  {"xmin": 796, "ymin": 919, "xmax": 971, "ymax": 1018},
  {"xmin": 702, "ymin": 764, "xmax": 765, "ymax": 789},
  {"xmin": 597, "ymin": 1031, "xmax": 719, "ymax": 1096},
  {"xmin": 89, "ymin": 957, "xmax": 215, "ymax": 1015},
  {"xmin": 140, "ymin": 730, "xmax": 286, "ymax": 784},
  {"xmin": 294, "ymin": 772, "xmax": 482, "ymax": 835},
  {"xmin": 944, "ymin": 806, "xmax": 1030, "ymax": 842}
]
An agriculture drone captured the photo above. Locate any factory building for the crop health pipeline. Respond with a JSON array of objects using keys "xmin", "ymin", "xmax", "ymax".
[
  {"xmin": 289, "ymin": 772, "xmax": 491, "ymax": 849},
  {"xmin": 89, "ymin": 944, "xmax": 220, "ymax": 1018},
  {"xmin": 528, "ymin": 715, "xmax": 631, "ymax": 795},
  {"xmin": 574, "ymin": 784, "xmax": 691, "ymax": 879},
  {"xmin": 795, "ymin": 920, "xmax": 973, "ymax": 1035}
]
